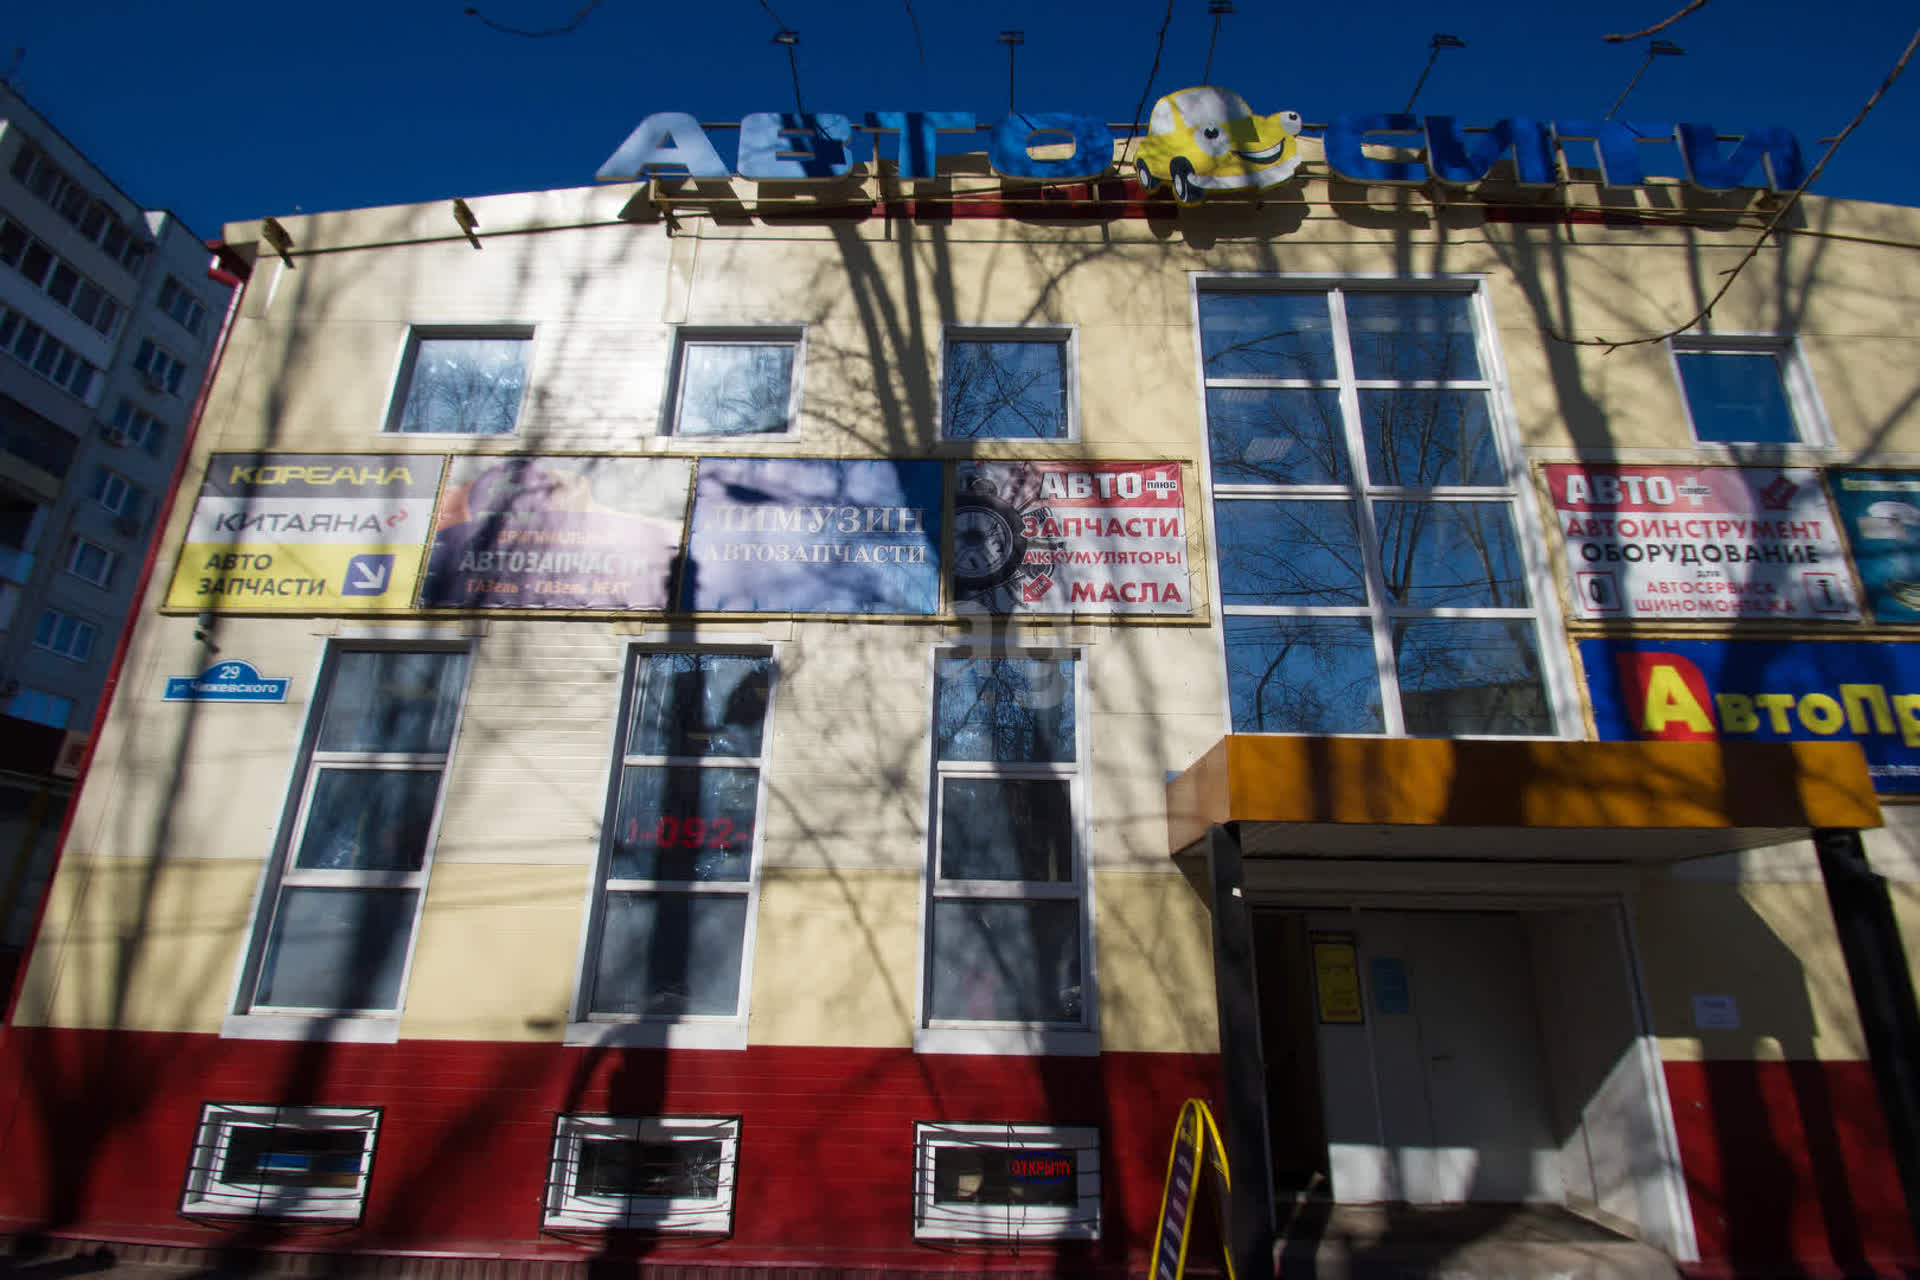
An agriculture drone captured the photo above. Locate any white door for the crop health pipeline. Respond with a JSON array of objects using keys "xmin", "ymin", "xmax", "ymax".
[{"xmin": 1316, "ymin": 911, "xmax": 1564, "ymax": 1204}]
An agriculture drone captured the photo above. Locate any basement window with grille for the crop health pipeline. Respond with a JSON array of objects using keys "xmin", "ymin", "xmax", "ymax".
[
  {"xmin": 179, "ymin": 1103, "xmax": 380, "ymax": 1221},
  {"xmin": 911, "ymin": 1123, "xmax": 1101, "ymax": 1241},
  {"xmin": 543, "ymin": 1115, "xmax": 740, "ymax": 1233}
]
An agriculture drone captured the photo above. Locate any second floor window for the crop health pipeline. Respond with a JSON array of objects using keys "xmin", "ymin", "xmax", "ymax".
[
  {"xmin": 941, "ymin": 328, "xmax": 1075, "ymax": 440},
  {"xmin": 1200, "ymin": 282, "xmax": 1564, "ymax": 738},
  {"xmin": 34, "ymin": 608, "xmax": 97, "ymax": 662},
  {"xmin": 133, "ymin": 338, "xmax": 187, "ymax": 395},
  {"xmin": 387, "ymin": 330, "xmax": 530, "ymax": 435}
]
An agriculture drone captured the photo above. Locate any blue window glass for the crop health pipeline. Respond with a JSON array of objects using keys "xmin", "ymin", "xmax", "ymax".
[
  {"xmin": 1216, "ymin": 500, "xmax": 1367, "ymax": 607},
  {"xmin": 1373, "ymin": 501, "xmax": 1529, "ymax": 608},
  {"xmin": 1345, "ymin": 293, "xmax": 1480, "ymax": 381},
  {"xmin": 1676, "ymin": 350, "xmax": 1800, "ymax": 444},
  {"xmin": 1393, "ymin": 620, "xmax": 1551, "ymax": 737},
  {"xmin": 1199, "ymin": 292, "xmax": 1336, "ymax": 381},
  {"xmin": 1223, "ymin": 615, "xmax": 1383, "ymax": 734},
  {"xmin": 1206, "ymin": 388, "xmax": 1351, "ymax": 486},
  {"xmin": 1360, "ymin": 390, "xmax": 1501, "ymax": 487},
  {"xmin": 943, "ymin": 339, "xmax": 1068, "ymax": 439}
]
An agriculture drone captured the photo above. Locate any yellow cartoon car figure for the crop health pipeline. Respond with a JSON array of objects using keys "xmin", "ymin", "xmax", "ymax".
[{"xmin": 1135, "ymin": 87, "xmax": 1303, "ymax": 203}]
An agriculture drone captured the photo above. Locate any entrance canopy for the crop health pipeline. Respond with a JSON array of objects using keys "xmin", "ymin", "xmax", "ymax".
[{"xmin": 1166, "ymin": 736, "xmax": 1882, "ymax": 863}]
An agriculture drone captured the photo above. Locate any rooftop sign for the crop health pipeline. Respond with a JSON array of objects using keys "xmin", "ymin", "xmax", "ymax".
[{"xmin": 598, "ymin": 86, "xmax": 1806, "ymax": 202}]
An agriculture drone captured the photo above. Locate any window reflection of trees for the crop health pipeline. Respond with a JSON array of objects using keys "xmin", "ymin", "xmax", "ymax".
[
  {"xmin": 935, "ymin": 657, "xmax": 1074, "ymax": 764},
  {"xmin": 399, "ymin": 338, "xmax": 527, "ymax": 435},
  {"xmin": 679, "ymin": 345, "xmax": 793, "ymax": 436},
  {"xmin": 943, "ymin": 342, "xmax": 1066, "ymax": 440},
  {"xmin": 1203, "ymin": 290, "xmax": 1553, "ymax": 737}
]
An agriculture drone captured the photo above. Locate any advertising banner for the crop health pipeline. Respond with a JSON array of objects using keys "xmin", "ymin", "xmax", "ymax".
[
  {"xmin": 1579, "ymin": 638, "xmax": 1920, "ymax": 795},
  {"xmin": 419, "ymin": 455, "xmax": 693, "ymax": 610},
  {"xmin": 1543, "ymin": 464, "xmax": 1858, "ymax": 622},
  {"xmin": 1829, "ymin": 469, "xmax": 1920, "ymax": 623},
  {"xmin": 683, "ymin": 458, "xmax": 941, "ymax": 614},
  {"xmin": 167, "ymin": 454, "xmax": 444, "ymax": 612},
  {"xmin": 953, "ymin": 461, "xmax": 1189, "ymax": 615}
]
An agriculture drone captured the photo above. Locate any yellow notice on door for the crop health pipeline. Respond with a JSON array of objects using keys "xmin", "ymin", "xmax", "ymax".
[{"xmin": 1311, "ymin": 931, "xmax": 1364, "ymax": 1024}]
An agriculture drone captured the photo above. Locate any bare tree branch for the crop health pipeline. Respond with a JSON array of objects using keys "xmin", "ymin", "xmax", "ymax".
[
  {"xmin": 901, "ymin": 0, "xmax": 925, "ymax": 67},
  {"xmin": 464, "ymin": 0, "xmax": 604, "ymax": 38},
  {"xmin": 1603, "ymin": 0, "xmax": 1710, "ymax": 43},
  {"xmin": 1121, "ymin": 0, "xmax": 1176, "ymax": 165},
  {"xmin": 1552, "ymin": 22, "xmax": 1920, "ymax": 351}
]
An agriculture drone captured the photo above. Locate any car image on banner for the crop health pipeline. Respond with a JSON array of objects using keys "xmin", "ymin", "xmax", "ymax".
[{"xmin": 419, "ymin": 456, "xmax": 693, "ymax": 610}]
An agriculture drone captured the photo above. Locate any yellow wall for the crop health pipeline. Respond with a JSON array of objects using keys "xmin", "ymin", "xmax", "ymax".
[{"xmin": 21, "ymin": 172, "xmax": 1920, "ymax": 1051}]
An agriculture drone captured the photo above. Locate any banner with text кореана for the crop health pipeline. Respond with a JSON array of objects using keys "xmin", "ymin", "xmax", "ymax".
[{"xmin": 167, "ymin": 453, "xmax": 445, "ymax": 612}]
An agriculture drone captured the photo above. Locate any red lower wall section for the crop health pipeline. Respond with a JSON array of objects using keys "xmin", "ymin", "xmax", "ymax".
[
  {"xmin": 1665, "ymin": 1058, "xmax": 1916, "ymax": 1273},
  {"xmin": 0, "ymin": 1028, "xmax": 1221, "ymax": 1275}
]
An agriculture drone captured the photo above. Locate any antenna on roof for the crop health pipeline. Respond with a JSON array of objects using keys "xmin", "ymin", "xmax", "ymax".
[
  {"xmin": 1404, "ymin": 33, "xmax": 1466, "ymax": 113},
  {"xmin": 999, "ymin": 30, "xmax": 1025, "ymax": 114},
  {"xmin": 1606, "ymin": 39, "xmax": 1685, "ymax": 120},
  {"xmin": 1203, "ymin": 2, "xmax": 1234, "ymax": 85}
]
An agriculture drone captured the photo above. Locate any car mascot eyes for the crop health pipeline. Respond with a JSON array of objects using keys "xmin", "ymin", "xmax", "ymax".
[{"xmin": 1196, "ymin": 125, "xmax": 1231, "ymax": 156}]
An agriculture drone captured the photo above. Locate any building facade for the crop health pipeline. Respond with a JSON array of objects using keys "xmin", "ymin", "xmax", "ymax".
[
  {"xmin": 0, "ymin": 103, "xmax": 1917, "ymax": 1277},
  {"xmin": 0, "ymin": 85, "xmax": 235, "ymax": 982}
]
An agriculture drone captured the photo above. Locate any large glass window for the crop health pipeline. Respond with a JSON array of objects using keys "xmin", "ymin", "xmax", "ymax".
[
  {"xmin": 575, "ymin": 650, "xmax": 773, "ymax": 1040},
  {"xmin": 236, "ymin": 647, "xmax": 471, "ymax": 1018},
  {"xmin": 922, "ymin": 654, "xmax": 1090, "ymax": 1046},
  {"xmin": 941, "ymin": 329, "xmax": 1075, "ymax": 440},
  {"xmin": 387, "ymin": 330, "xmax": 531, "ymax": 435},
  {"xmin": 1200, "ymin": 284, "xmax": 1559, "ymax": 738}
]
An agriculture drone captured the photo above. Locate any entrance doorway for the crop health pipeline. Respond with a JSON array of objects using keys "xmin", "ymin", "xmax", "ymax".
[{"xmin": 1251, "ymin": 901, "xmax": 1691, "ymax": 1253}]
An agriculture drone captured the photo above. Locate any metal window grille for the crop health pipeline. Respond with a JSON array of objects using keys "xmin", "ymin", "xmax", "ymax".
[
  {"xmin": 543, "ymin": 1115, "xmax": 740, "ymax": 1233},
  {"xmin": 179, "ymin": 1104, "xmax": 381, "ymax": 1221},
  {"xmin": 911, "ymin": 1123, "xmax": 1101, "ymax": 1241}
]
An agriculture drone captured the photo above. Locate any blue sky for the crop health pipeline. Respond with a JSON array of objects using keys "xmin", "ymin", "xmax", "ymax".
[{"xmin": 4, "ymin": 0, "xmax": 1915, "ymax": 241}]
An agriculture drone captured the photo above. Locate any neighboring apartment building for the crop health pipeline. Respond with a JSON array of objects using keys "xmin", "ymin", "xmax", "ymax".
[
  {"xmin": 0, "ymin": 85, "xmax": 235, "ymax": 983},
  {"xmin": 0, "ymin": 99, "xmax": 1916, "ymax": 1278}
]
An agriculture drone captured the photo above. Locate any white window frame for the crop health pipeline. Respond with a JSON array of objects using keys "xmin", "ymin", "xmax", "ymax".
[
  {"xmin": 663, "ymin": 326, "xmax": 806, "ymax": 440},
  {"xmin": 1191, "ymin": 273, "xmax": 1580, "ymax": 741},
  {"xmin": 1668, "ymin": 332, "xmax": 1830, "ymax": 448},
  {"xmin": 89, "ymin": 466, "xmax": 140, "ymax": 518},
  {"xmin": 567, "ymin": 644, "xmax": 776, "ymax": 1051},
  {"xmin": 382, "ymin": 325, "xmax": 535, "ymax": 437},
  {"xmin": 33, "ymin": 607, "xmax": 96, "ymax": 662},
  {"xmin": 62, "ymin": 534, "xmax": 116, "ymax": 588},
  {"xmin": 912, "ymin": 1122, "xmax": 1101, "ymax": 1242},
  {"xmin": 543, "ymin": 1114, "xmax": 740, "ymax": 1233},
  {"xmin": 159, "ymin": 274, "xmax": 208, "ymax": 336},
  {"xmin": 938, "ymin": 324, "xmax": 1080, "ymax": 443},
  {"xmin": 110, "ymin": 399, "xmax": 166, "ymax": 454},
  {"xmin": 915, "ymin": 647, "xmax": 1098, "ymax": 1057},
  {"xmin": 180, "ymin": 1103, "xmax": 381, "ymax": 1222},
  {"xmin": 133, "ymin": 336, "xmax": 187, "ymax": 396},
  {"xmin": 224, "ymin": 642, "xmax": 475, "ymax": 1042}
]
